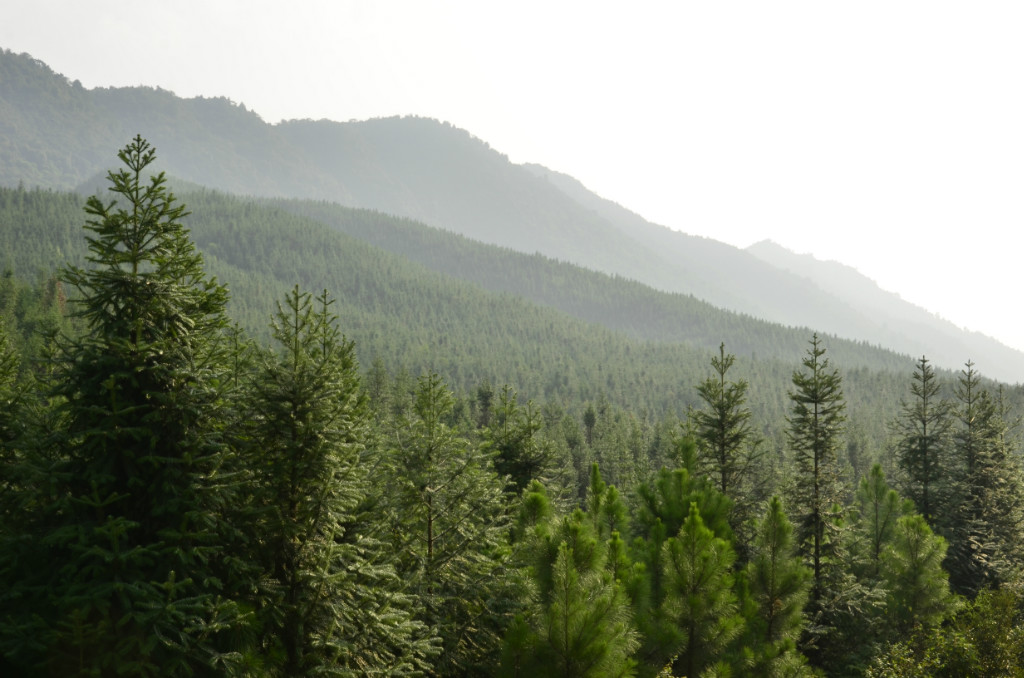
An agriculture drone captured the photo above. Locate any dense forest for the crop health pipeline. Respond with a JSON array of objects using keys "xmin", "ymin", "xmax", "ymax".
[{"xmin": 3, "ymin": 136, "xmax": 1024, "ymax": 676}]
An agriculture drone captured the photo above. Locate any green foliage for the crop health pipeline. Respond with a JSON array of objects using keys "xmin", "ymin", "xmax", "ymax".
[
  {"xmin": 880, "ymin": 514, "xmax": 955, "ymax": 635},
  {"xmin": 691, "ymin": 342, "xmax": 767, "ymax": 560},
  {"xmin": 853, "ymin": 464, "xmax": 914, "ymax": 581},
  {"xmin": 867, "ymin": 588, "xmax": 1023, "ymax": 677},
  {"xmin": 629, "ymin": 450, "xmax": 737, "ymax": 676},
  {"xmin": 380, "ymin": 372, "xmax": 518, "ymax": 675},
  {"xmin": 241, "ymin": 286, "xmax": 432, "ymax": 675},
  {"xmin": 662, "ymin": 502, "xmax": 744, "ymax": 678},
  {"xmin": 0, "ymin": 136, "xmax": 244, "ymax": 675},
  {"xmin": 945, "ymin": 362, "xmax": 1024, "ymax": 596},
  {"xmin": 503, "ymin": 504, "xmax": 638, "ymax": 678},
  {"xmin": 892, "ymin": 356, "xmax": 952, "ymax": 526},
  {"xmin": 483, "ymin": 384, "xmax": 555, "ymax": 492},
  {"xmin": 787, "ymin": 334, "xmax": 847, "ymax": 604},
  {"xmin": 741, "ymin": 496, "xmax": 813, "ymax": 677}
]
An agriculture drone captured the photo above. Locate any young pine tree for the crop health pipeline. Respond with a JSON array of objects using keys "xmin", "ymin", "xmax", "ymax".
[
  {"xmin": 662, "ymin": 502, "xmax": 744, "ymax": 678},
  {"xmin": 741, "ymin": 496, "xmax": 814, "ymax": 677},
  {"xmin": 502, "ymin": 506, "xmax": 638, "ymax": 678}
]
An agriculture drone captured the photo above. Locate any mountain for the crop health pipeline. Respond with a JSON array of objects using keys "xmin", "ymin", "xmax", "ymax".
[
  {"xmin": 746, "ymin": 240, "xmax": 1024, "ymax": 381},
  {"xmin": 3, "ymin": 47, "xmax": 1024, "ymax": 382}
]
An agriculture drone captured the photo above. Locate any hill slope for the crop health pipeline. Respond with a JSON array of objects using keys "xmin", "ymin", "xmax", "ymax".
[{"xmin": 3, "ymin": 48, "xmax": 1023, "ymax": 381}]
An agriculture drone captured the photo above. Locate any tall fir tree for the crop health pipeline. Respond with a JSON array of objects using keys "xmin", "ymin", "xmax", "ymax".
[
  {"xmin": 892, "ymin": 356, "xmax": 952, "ymax": 526},
  {"xmin": 691, "ymin": 342, "xmax": 765, "ymax": 560},
  {"xmin": 787, "ymin": 334, "xmax": 862, "ymax": 672},
  {"xmin": 945, "ymin": 362, "xmax": 1024, "ymax": 596},
  {"xmin": 787, "ymin": 334, "xmax": 847, "ymax": 603},
  {"xmin": 1, "ymin": 137, "xmax": 245, "ymax": 675}
]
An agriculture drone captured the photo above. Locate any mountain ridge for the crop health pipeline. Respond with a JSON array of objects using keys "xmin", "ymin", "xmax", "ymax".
[{"xmin": 3, "ymin": 47, "xmax": 1023, "ymax": 382}]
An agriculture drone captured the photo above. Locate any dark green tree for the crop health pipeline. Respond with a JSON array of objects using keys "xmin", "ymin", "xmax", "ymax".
[
  {"xmin": 1, "ymin": 137, "xmax": 244, "ymax": 675},
  {"xmin": 787, "ymin": 334, "xmax": 863, "ymax": 672},
  {"xmin": 787, "ymin": 334, "xmax": 847, "ymax": 602},
  {"xmin": 692, "ymin": 343, "xmax": 765, "ymax": 551},
  {"xmin": 892, "ymin": 356, "xmax": 952, "ymax": 526},
  {"xmin": 484, "ymin": 384, "xmax": 554, "ymax": 492},
  {"xmin": 945, "ymin": 362, "xmax": 1024, "ymax": 596}
]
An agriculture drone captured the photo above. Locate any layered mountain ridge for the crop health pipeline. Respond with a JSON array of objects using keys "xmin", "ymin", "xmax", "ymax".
[{"xmin": 2, "ymin": 47, "xmax": 1021, "ymax": 382}]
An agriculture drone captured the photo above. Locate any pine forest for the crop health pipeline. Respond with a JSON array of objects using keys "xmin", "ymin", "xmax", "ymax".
[{"xmin": 3, "ymin": 49, "xmax": 1024, "ymax": 676}]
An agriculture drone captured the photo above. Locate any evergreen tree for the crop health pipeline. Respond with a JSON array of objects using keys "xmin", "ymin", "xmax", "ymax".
[
  {"xmin": 787, "ymin": 335, "xmax": 862, "ymax": 671},
  {"xmin": 629, "ymin": 438, "xmax": 735, "ymax": 675},
  {"xmin": 383, "ymin": 372, "xmax": 518, "ymax": 676},
  {"xmin": 854, "ymin": 464, "xmax": 914, "ymax": 581},
  {"xmin": 586, "ymin": 463, "xmax": 630, "ymax": 542},
  {"xmin": 945, "ymin": 362, "xmax": 1024, "ymax": 595},
  {"xmin": 892, "ymin": 356, "xmax": 952, "ymax": 526},
  {"xmin": 484, "ymin": 384, "xmax": 554, "ymax": 492},
  {"xmin": 787, "ymin": 334, "xmax": 847, "ymax": 603},
  {"xmin": 741, "ymin": 496, "xmax": 813, "ymax": 677},
  {"xmin": 662, "ymin": 502, "xmax": 744, "ymax": 678},
  {"xmin": 1, "ymin": 137, "xmax": 244, "ymax": 675},
  {"xmin": 692, "ymin": 343, "xmax": 765, "ymax": 556},
  {"xmin": 502, "ymin": 506, "xmax": 638, "ymax": 678},
  {"xmin": 243, "ymin": 286, "xmax": 432, "ymax": 675},
  {"xmin": 880, "ymin": 514, "xmax": 955, "ymax": 636}
]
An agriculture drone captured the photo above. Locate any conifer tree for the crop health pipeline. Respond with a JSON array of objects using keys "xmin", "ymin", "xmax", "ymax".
[
  {"xmin": 484, "ymin": 384, "xmax": 554, "ymax": 492},
  {"xmin": 243, "ymin": 286, "xmax": 432, "ymax": 676},
  {"xmin": 384, "ymin": 372, "xmax": 518, "ymax": 675},
  {"xmin": 945, "ymin": 362, "xmax": 1024, "ymax": 595},
  {"xmin": 881, "ymin": 514, "xmax": 955, "ymax": 636},
  {"xmin": 742, "ymin": 496, "xmax": 813, "ymax": 677},
  {"xmin": 501, "ymin": 507, "xmax": 638, "ymax": 678},
  {"xmin": 692, "ymin": 343, "xmax": 765, "ymax": 556},
  {"xmin": 629, "ymin": 441, "xmax": 735, "ymax": 676},
  {"xmin": 2, "ymin": 137, "xmax": 244, "ymax": 675},
  {"xmin": 892, "ymin": 356, "xmax": 952, "ymax": 526},
  {"xmin": 662, "ymin": 502, "xmax": 744, "ymax": 678},
  {"xmin": 787, "ymin": 334, "xmax": 847, "ymax": 603},
  {"xmin": 854, "ymin": 464, "xmax": 914, "ymax": 581},
  {"xmin": 845, "ymin": 466, "xmax": 922, "ymax": 666}
]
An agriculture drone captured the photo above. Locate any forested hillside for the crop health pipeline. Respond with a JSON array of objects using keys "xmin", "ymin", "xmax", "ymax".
[
  {"xmin": 4, "ymin": 47, "xmax": 1024, "ymax": 382},
  {"xmin": 3, "ymin": 138, "xmax": 1024, "ymax": 676},
  {"xmin": 4, "ymin": 180, "xmax": 993, "ymax": 449}
]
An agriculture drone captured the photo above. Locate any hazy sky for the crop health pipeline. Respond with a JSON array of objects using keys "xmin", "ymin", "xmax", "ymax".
[{"xmin": 4, "ymin": 1, "xmax": 1024, "ymax": 357}]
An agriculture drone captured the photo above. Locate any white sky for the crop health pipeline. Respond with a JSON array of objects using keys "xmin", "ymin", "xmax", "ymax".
[{"xmin": 4, "ymin": 1, "xmax": 1024, "ymax": 352}]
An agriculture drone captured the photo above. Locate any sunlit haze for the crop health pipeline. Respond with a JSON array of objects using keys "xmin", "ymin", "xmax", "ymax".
[{"xmin": 4, "ymin": 1, "xmax": 1024, "ymax": 353}]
